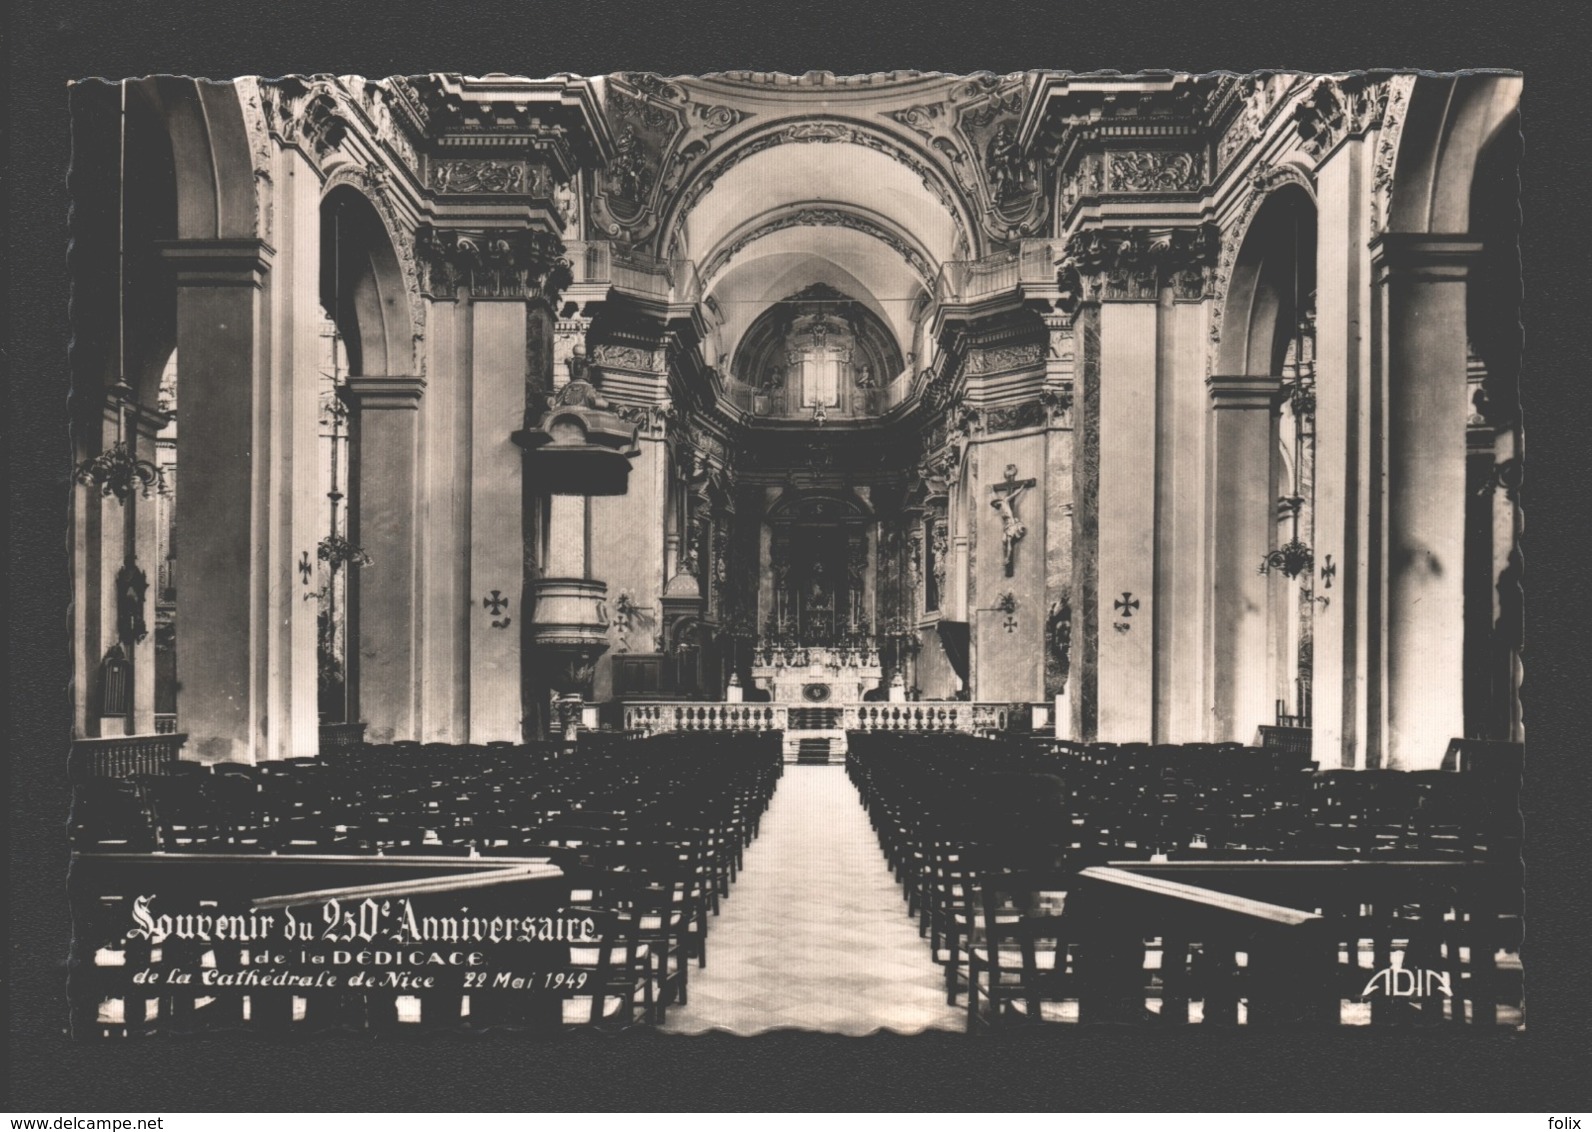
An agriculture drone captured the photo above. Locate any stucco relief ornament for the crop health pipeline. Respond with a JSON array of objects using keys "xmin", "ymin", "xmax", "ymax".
[
  {"xmin": 965, "ymin": 342, "xmax": 1045, "ymax": 376},
  {"xmin": 1369, "ymin": 75, "xmax": 1418, "ymax": 236},
  {"xmin": 1109, "ymin": 150, "xmax": 1204, "ymax": 193},
  {"xmin": 235, "ymin": 77, "xmax": 276, "ymax": 242},
  {"xmin": 432, "ymin": 160, "xmax": 533, "ymax": 194},
  {"xmin": 260, "ymin": 77, "xmax": 348, "ymax": 161},
  {"xmin": 592, "ymin": 343, "xmax": 664, "ymax": 373},
  {"xmin": 1293, "ymin": 75, "xmax": 1391, "ymax": 162}
]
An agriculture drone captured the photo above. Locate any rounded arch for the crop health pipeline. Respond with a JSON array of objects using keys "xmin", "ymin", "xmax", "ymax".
[
  {"xmin": 1465, "ymin": 111, "xmax": 1522, "ymax": 429},
  {"xmin": 1215, "ymin": 182, "xmax": 1318, "ymax": 376},
  {"xmin": 656, "ymin": 117, "xmax": 982, "ymax": 263},
  {"xmin": 122, "ymin": 82, "xmax": 180, "ymax": 407},
  {"xmin": 320, "ymin": 184, "xmax": 414, "ymax": 377},
  {"xmin": 147, "ymin": 77, "xmax": 258, "ymax": 241},
  {"xmin": 766, "ymin": 484, "xmax": 875, "ymax": 522},
  {"xmin": 1387, "ymin": 74, "xmax": 1522, "ymax": 236},
  {"xmin": 700, "ymin": 200, "xmax": 938, "ymax": 291}
]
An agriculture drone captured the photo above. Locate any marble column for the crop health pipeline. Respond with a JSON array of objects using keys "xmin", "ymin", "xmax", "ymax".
[
  {"xmin": 1206, "ymin": 376, "xmax": 1282, "ymax": 745},
  {"xmin": 160, "ymin": 239, "xmax": 272, "ymax": 763},
  {"xmin": 1374, "ymin": 233, "xmax": 1478, "ymax": 769},
  {"xmin": 345, "ymin": 375, "xmax": 425, "ymax": 744}
]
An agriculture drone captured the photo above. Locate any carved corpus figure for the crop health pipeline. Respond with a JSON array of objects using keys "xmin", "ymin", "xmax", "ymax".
[{"xmin": 990, "ymin": 464, "xmax": 1036, "ymax": 577}]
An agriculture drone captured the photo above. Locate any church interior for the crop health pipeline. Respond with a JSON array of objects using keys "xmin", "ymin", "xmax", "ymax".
[{"xmin": 66, "ymin": 70, "xmax": 1524, "ymax": 1035}]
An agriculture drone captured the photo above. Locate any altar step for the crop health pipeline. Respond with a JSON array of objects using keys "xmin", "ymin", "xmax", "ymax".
[
  {"xmin": 784, "ymin": 729, "xmax": 846, "ymax": 765},
  {"xmin": 794, "ymin": 739, "xmax": 830, "ymax": 765}
]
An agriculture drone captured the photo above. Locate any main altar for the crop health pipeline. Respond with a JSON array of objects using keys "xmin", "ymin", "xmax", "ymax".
[{"xmin": 748, "ymin": 643, "xmax": 886, "ymax": 704}]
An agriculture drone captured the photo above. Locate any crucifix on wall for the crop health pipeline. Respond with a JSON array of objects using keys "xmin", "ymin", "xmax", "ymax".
[{"xmin": 990, "ymin": 464, "xmax": 1036, "ymax": 577}]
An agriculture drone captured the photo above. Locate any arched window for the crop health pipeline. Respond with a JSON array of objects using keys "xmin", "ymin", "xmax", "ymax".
[{"xmin": 790, "ymin": 314, "xmax": 849, "ymax": 409}]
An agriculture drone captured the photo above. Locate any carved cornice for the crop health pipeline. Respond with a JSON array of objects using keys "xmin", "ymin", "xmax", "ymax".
[
  {"xmin": 414, "ymin": 225, "xmax": 571, "ymax": 303},
  {"xmin": 701, "ymin": 70, "xmax": 939, "ymax": 89},
  {"xmin": 386, "ymin": 74, "xmax": 609, "ymax": 176},
  {"xmin": 1292, "ymin": 74, "xmax": 1393, "ymax": 163},
  {"xmin": 1061, "ymin": 222, "xmax": 1221, "ymax": 302}
]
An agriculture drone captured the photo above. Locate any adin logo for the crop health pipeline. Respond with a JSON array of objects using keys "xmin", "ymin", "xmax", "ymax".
[{"xmin": 1360, "ymin": 951, "xmax": 1452, "ymax": 999}]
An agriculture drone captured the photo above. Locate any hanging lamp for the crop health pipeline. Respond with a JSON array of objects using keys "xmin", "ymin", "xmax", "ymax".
[{"xmin": 76, "ymin": 79, "xmax": 164, "ymax": 505}]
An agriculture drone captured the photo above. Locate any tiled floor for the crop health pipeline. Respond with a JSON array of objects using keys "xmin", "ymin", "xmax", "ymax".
[{"xmin": 661, "ymin": 765, "xmax": 964, "ymax": 1036}]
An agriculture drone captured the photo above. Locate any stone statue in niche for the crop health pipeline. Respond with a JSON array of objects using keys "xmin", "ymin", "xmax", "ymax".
[
  {"xmin": 855, "ymin": 364, "xmax": 875, "ymax": 389},
  {"xmin": 608, "ymin": 126, "xmax": 650, "ymax": 203},
  {"xmin": 555, "ymin": 180, "xmax": 579, "ymax": 230},
  {"xmin": 985, "ymin": 124, "xmax": 1029, "ymax": 202},
  {"xmin": 989, "ymin": 464, "xmax": 1036, "ymax": 577}
]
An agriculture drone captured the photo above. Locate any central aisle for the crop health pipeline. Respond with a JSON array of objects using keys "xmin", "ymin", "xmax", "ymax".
[{"xmin": 662, "ymin": 764, "xmax": 963, "ymax": 1035}]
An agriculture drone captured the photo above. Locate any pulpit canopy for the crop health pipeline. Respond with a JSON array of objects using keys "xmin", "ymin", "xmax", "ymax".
[{"xmin": 513, "ymin": 362, "xmax": 641, "ymax": 495}]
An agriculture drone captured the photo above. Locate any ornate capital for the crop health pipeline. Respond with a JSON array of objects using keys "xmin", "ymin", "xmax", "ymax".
[
  {"xmin": 1061, "ymin": 222, "xmax": 1221, "ymax": 302},
  {"xmin": 414, "ymin": 226, "xmax": 571, "ymax": 303}
]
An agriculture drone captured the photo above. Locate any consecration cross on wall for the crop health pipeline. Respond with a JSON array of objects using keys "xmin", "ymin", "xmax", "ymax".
[{"xmin": 990, "ymin": 464, "xmax": 1036, "ymax": 577}]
